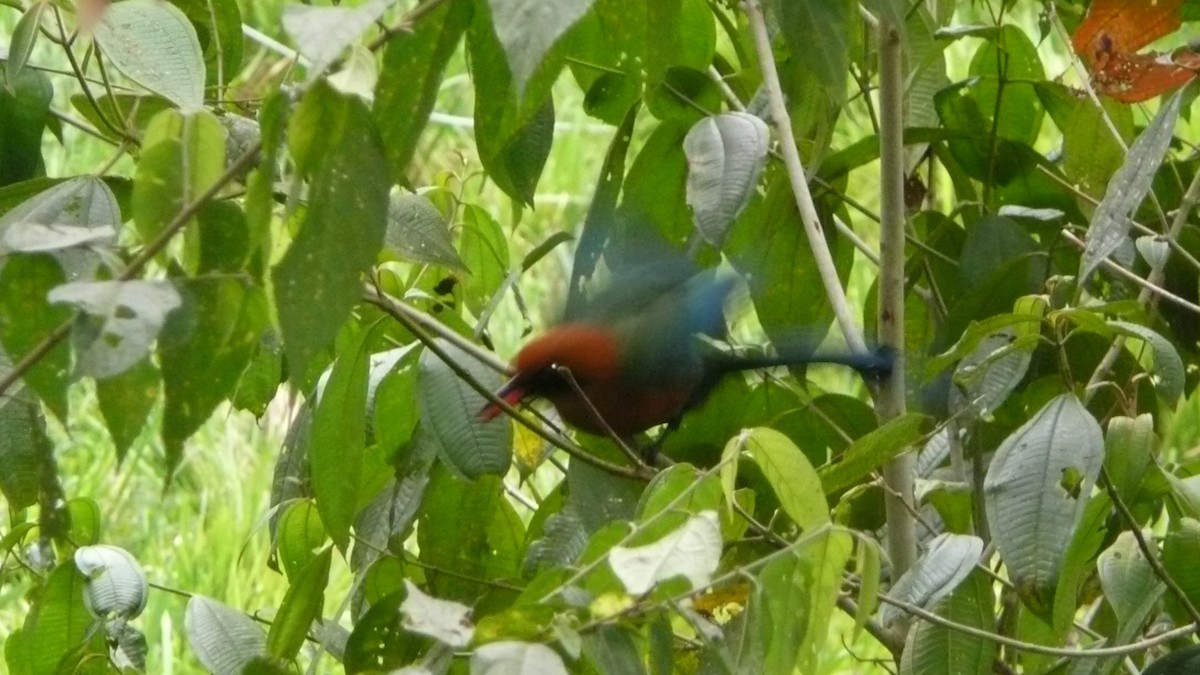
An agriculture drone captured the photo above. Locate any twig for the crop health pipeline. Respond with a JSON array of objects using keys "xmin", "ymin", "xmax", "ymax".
[
  {"xmin": 556, "ymin": 366, "xmax": 651, "ymax": 472},
  {"xmin": 1059, "ymin": 229, "xmax": 1200, "ymax": 315},
  {"xmin": 363, "ymin": 287, "xmax": 509, "ymax": 374}
]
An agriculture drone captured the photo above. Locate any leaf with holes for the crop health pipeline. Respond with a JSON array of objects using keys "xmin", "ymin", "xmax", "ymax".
[{"xmin": 49, "ymin": 280, "xmax": 181, "ymax": 379}]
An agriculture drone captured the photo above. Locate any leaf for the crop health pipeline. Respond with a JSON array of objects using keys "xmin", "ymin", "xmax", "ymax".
[
  {"xmin": 732, "ymin": 428, "xmax": 829, "ymax": 532},
  {"xmin": 159, "ymin": 278, "xmax": 268, "ymax": 474},
  {"xmin": 1079, "ymin": 90, "xmax": 1181, "ymax": 280},
  {"xmin": 984, "ymin": 394, "xmax": 1104, "ymax": 610},
  {"xmin": 949, "ymin": 327, "xmax": 1033, "ymax": 421},
  {"xmin": 169, "ymin": 0, "xmax": 244, "ymax": 89},
  {"xmin": 4, "ymin": 563, "xmax": 93, "ymax": 675},
  {"xmin": 853, "ymin": 537, "xmax": 882, "ymax": 640},
  {"xmin": 1108, "ymin": 320, "xmax": 1185, "ymax": 405},
  {"xmin": 472, "ymin": 641, "xmax": 568, "ymax": 675},
  {"xmin": 281, "ymin": 0, "xmax": 392, "ymax": 78},
  {"xmin": 309, "ymin": 320, "xmax": 380, "ymax": 551},
  {"xmin": 459, "ymin": 204, "xmax": 510, "ymax": 315},
  {"xmin": 49, "ymin": 279, "xmax": 182, "ymax": 379},
  {"xmin": 132, "ymin": 108, "xmax": 226, "ymax": 253},
  {"xmin": 1143, "ymin": 644, "xmax": 1200, "ymax": 675},
  {"xmin": 1098, "ymin": 531, "xmax": 1165, "ymax": 632},
  {"xmin": 899, "ymin": 570, "xmax": 996, "ymax": 675},
  {"xmin": 273, "ymin": 82, "xmax": 390, "ymax": 381},
  {"xmin": 276, "ymin": 500, "xmax": 326, "ymax": 581},
  {"xmin": 417, "ymin": 339, "xmax": 511, "ymax": 479},
  {"xmin": 684, "ymin": 113, "xmax": 770, "ymax": 246},
  {"xmin": 0, "ymin": 255, "xmax": 72, "ymax": 420},
  {"xmin": 0, "ymin": 175, "xmax": 119, "ymax": 281},
  {"xmin": 582, "ymin": 624, "xmax": 646, "ymax": 675},
  {"xmin": 485, "ymin": 0, "xmax": 594, "ymax": 99},
  {"xmin": 480, "ymin": 97, "xmax": 555, "ymax": 206},
  {"xmin": 761, "ymin": 529, "xmax": 854, "ymax": 674},
  {"xmin": 93, "ymin": 0, "xmax": 206, "ymax": 109},
  {"xmin": 0, "ymin": 66, "xmax": 51, "ymax": 188},
  {"xmin": 773, "ymin": 0, "xmax": 853, "ymax": 98},
  {"xmin": 6, "ymin": 1, "xmax": 49, "ymax": 94},
  {"xmin": 374, "ymin": 0, "xmax": 473, "ymax": 182},
  {"xmin": 75, "ymin": 544, "xmax": 148, "ymax": 619},
  {"xmin": 637, "ymin": 463, "xmax": 722, "ymax": 520},
  {"xmin": 882, "ymin": 533, "xmax": 984, "ymax": 626},
  {"xmin": 185, "ymin": 595, "xmax": 267, "ymax": 675},
  {"xmin": 0, "ymin": 391, "xmax": 44, "ymax": 510},
  {"xmin": 398, "ymin": 580, "xmax": 475, "ymax": 647},
  {"xmin": 1163, "ymin": 518, "xmax": 1200, "ymax": 614},
  {"xmin": 609, "ymin": 511, "xmax": 722, "ymax": 595},
  {"xmin": 267, "ymin": 546, "xmax": 332, "ymax": 659},
  {"xmin": 818, "ymin": 413, "xmax": 930, "ymax": 495},
  {"xmin": 967, "ymin": 25, "xmax": 1044, "ymax": 147},
  {"xmin": 385, "ymin": 192, "xmax": 467, "ymax": 271}
]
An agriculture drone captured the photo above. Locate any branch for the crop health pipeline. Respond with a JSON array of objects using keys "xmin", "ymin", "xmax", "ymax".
[
  {"xmin": 741, "ymin": 0, "xmax": 867, "ymax": 354},
  {"xmin": 0, "ymin": 141, "xmax": 264, "ymax": 400}
]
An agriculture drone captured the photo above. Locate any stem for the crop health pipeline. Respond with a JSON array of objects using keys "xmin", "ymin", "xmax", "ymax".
[
  {"xmin": 876, "ymin": 16, "xmax": 918, "ymax": 584},
  {"xmin": 742, "ymin": 0, "xmax": 866, "ymax": 354}
]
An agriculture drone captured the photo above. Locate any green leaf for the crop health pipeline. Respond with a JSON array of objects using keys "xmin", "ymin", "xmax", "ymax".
[
  {"xmin": 385, "ymin": 193, "xmax": 467, "ymax": 272},
  {"xmin": 66, "ymin": 496, "xmax": 101, "ymax": 546},
  {"xmin": 646, "ymin": 0, "xmax": 714, "ymax": 84},
  {"xmin": 459, "ymin": 204, "xmax": 510, "ymax": 316},
  {"xmin": 1080, "ymin": 91, "xmax": 1182, "ymax": 280},
  {"xmin": 1163, "ymin": 518, "xmax": 1200, "ymax": 618},
  {"xmin": 267, "ymin": 546, "xmax": 332, "ymax": 660},
  {"xmin": 949, "ymin": 326, "xmax": 1033, "ymax": 421},
  {"xmin": 0, "ymin": 391, "xmax": 43, "ymax": 510},
  {"xmin": 93, "ymin": 0, "xmax": 206, "ymax": 109},
  {"xmin": 1099, "ymin": 531, "xmax": 1166, "ymax": 632},
  {"xmin": 0, "ymin": 255, "xmax": 71, "ymax": 420},
  {"xmin": 230, "ymin": 333, "xmax": 283, "ymax": 417},
  {"xmin": 486, "ymin": 0, "xmax": 594, "ymax": 99},
  {"xmin": 481, "ymin": 97, "xmax": 555, "ymax": 206},
  {"xmin": 1108, "ymin": 320, "xmax": 1185, "ymax": 406},
  {"xmin": 1143, "ymin": 645, "xmax": 1200, "ymax": 675},
  {"xmin": 1104, "ymin": 414, "xmax": 1155, "ymax": 504},
  {"xmin": 50, "ymin": 279, "xmax": 182, "ymax": 379},
  {"xmin": 882, "ymin": 533, "xmax": 984, "ymax": 625},
  {"xmin": 966, "ymin": 24, "xmax": 1044, "ymax": 146},
  {"xmin": 275, "ymin": 499, "xmax": 327, "ymax": 581},
  {"xmin": 6, "ymin": 1, "xmax": 49, "ymax": 94},
  {"xmin": 5, "ymin": 563, "xmax": 93, "ymax": 675},
  {"xmin": 132, "ymin": 108, "xmax": 226, "ymax": 253},
  {"xmin": 1035, "ymin": 82, "xmax": 1132, "ymax": 199},
  {"xmin": 773, "ymin": 0, "xmax": 853, "ymax": 98},
  {"xmin": 734, "ymin": 428, "xmax": 829, "ymax": 532},
  {"xmin": 273, "ymin": 82, "xmax": 390, "ymax": 380},
  {"xmin": 762, "ymin": 529, "xmax": 853, "ymax": 674},
  {"xmin": 169, "ymin": 0, "xmax": 244, "ymax": 90},
  {"xmin": 417, "ymin": 467, "xmax": 523, "ymax": 601},
  {"xmin": 582, "ymin": 625, "xmax": 645, "ymax": 675},
  {"xmin": 565, "ymin": 0, "xmax": 646, "ymax": 125},
  {"xmin": 899, "ymin": 570, "xmax": 996, "ymax": 675},
  {"xmin": 638, "ymin": 463, "xmax": 722, "ymax": 520},
  {"xmin": 853, "ymin": 537, "xmax": 882, "ymax": 640},
  {"xmin": 0, "ymin": 66, "xmax": 51, "ymax": 188},
  {"xmin": 818, "ymin": 413, "xmax": 930, "ymax": 495},
  {"xmin": 417, "ymin": 339, "xmax": 511, "ymax": 479},
  {"xmin": 616, "ymin": 120, "xmax": 692, "ymax": 247},
  {"xmin": 185, "ymin": 595, "xmax": 267, "ymax": 675},
  {"xmin": 374, "ymin": 0, "xmax": 472, "ymax": 182},
  {"xmin": 984, "ymin": 394, "xmax": 1104, "ymax": 611},
  {"xmin": 309, "ymin": 320, "xmax": 382, "ymax": 550},
  {"xmin": 159, "ymin": 277, "xmax": 268, "ymax": 474},
  {"xmin": 281, "ymin": 0, "xmax": 391, "ymax": 77},
  {"xmin": 684, "ymin": 113, "xmax": 770, "ymax": 246}
]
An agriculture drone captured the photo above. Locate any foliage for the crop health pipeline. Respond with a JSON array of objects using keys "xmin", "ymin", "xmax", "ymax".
[{"xmin": 3, "ymin": 0, "xmax": 1200, "ymax": 674}]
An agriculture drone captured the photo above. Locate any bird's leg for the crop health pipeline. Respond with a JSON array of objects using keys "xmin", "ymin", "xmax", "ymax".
[
  {"xmin": 553, "ymin": 365, "xmax": 652, "ymax": 472},
  {"xmin": 641, "ymin": 417, "xmax": 683, "ymax": 465}
]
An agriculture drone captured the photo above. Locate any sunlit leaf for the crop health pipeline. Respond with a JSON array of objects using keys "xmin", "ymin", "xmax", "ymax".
[
  {"xmin": 75, "ymin": 544, "xmax": 148, "ymax": 620},
  {"xmin": 93, "ymin": 0, "xmax": 205, "ymax": 109},
  {"xmin": 609, "ymin": 511, "xmax": 721, "ymax": 595},
  {"xmin": 49, "ymin": 279, "xmax": 181, "ymax": 379}
]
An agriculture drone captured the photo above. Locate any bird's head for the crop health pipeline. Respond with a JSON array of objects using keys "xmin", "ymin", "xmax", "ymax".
[{"xmin": 479, "ymin": 324, "xmax": 621, "ymax": 422}]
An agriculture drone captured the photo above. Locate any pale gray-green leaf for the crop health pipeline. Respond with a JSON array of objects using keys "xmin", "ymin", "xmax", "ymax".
[
  {"xmin": 93, "ymin": 0, "xmax": 205, "ymax": 109},
  {"xmin": 1135, "ymin": 235, "xmax": 1170, "ymax": 272},
  {"xmin": 1079, "ymin": 91, "xmax": 1181, "ymax": 280},
  {"xmin": 486, "ymin": 0, "xmax": 594, "ymax": 98},
  {"xmin": 1108, "ymin": 320, "xmax": 1185, "ymax": 405},
  {"xmin": 282, "ymin": 0, "xmax": 393, "ymax": 78},
  {"xmin": 472, "ymin": 641, "xmax": 568, "ymax": 675},
  {"xmin": 75, "ymin": 545, "xmax": 148, "ymax": 620},
  {"xmin": 608, "ymin": 511, "xmax": 721, "ymax": 595},
  {"xmin": 6, "ymin": 1, "xmax": 49, "ymax": 92},
  {"xmin": 49, "ymin": 280, "xmax": 181, "ymax": 378},
  {"xmin": 185, "ymin": 596, "xmax": 267, "ymax": 675},
  {"xmin": 0, "ymin": 177, "xmax": 120, "ymax": 281},
  {"xmin": 684, "ymin": 112, "xmax": 769, "ymax": 246},
  {"xmin": 399, "ymin": 580, "xmax": 474, "ymax": 647},
  {"xmin": 882, "ymin": 533, "xmax": 983, "ymax": 626},
  {"xmin": 385, "ymin": 192, "xmax": 466, "ymax": 271},
  {"xmin": 950, "ymin": 327, "xmax": 1032, "ymax": 420},
  {"xmin": 417, "ymin": 339, "xmax": 511, "ymax": 479},
  {"xmin": 1098, "ymin": 531, "xmax": 1165, "ymax": 631},
  {"xmin": 984, "ymin": 394, "xmax": 1104, "ymax": 603}
]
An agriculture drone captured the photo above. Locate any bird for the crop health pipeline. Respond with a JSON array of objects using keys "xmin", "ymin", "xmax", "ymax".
[{"xmin": 479, "ymin": 260, "xmax": 892, "ymax": 439}]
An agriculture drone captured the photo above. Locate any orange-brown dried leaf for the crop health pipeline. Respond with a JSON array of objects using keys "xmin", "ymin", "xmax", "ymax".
[
  {"xmin": 1073, "ymin": 0, "xmax": 1182, "ymax": 63},
  {"xmin": 1092, "ymin": 51, "xmax": 1197, "ymax": 103}
]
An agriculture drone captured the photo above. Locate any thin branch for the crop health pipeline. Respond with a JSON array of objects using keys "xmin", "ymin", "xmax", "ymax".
[
  {"xmin": 556, "ymin": 366, "xmax": 651, "ymax": 472},
  {"xmin": 742, "ymin": 0, "xmax": 867, "ymax": 354},
  {"xmin": 1059, "ymin": 230, "xmax": 1200, "ymax": 315}
]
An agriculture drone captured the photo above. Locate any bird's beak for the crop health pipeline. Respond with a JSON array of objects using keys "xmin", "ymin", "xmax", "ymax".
[{"xmin": 478, "ymin": 374, "xmax": 528, "ymax": 422}]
